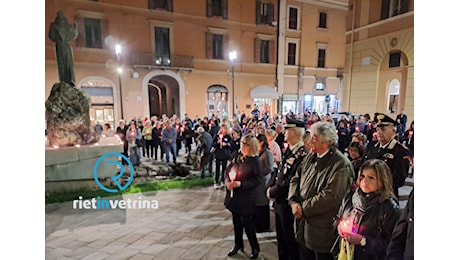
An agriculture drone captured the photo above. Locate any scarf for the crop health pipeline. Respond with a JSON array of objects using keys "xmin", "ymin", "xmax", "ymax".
[{"xmin": 338, "ymin": 189, "xmax": 379, "ymax": 260}]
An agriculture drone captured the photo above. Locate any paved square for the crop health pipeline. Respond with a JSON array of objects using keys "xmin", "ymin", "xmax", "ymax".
[{"xmin": 46, "ymin": 187, "xmax": 279, "ymax": 259}]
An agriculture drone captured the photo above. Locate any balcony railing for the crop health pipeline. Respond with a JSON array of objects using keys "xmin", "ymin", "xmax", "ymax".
[{"xmin": 130, "ymin": 52, "xmax": 194, "ymax": 70}]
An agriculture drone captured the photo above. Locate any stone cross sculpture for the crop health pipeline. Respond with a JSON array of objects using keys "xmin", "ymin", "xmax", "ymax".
[
  {"xmin": 48, "ymin": 11, "xmax": 78, "ymax": 86},
  {"xmin": 46, "ymin": 11, "xmax": 98, "ymax": 147}
]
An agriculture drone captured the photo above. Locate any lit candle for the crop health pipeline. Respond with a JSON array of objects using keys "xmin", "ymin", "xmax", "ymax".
[
  {"xmin": 229, "ymin": 169, "xmax": 237, "ymax": 198},
  {"xmin": 409, "ymin": 131, "xmax": 413, "ymax": 137},
  {"xmin": 219, "ymin": 133, "xmax": 223, "ymax": 148},
  {"xmin": 355, "ymin": 127, "xmax": 359, "ymax": 132},
  {"xmin": 53, "ymin": 145, "xmax": 59, "ymax": 149},
  {"xmin": 102, "ymin": 134, "xmax": 106, "ymax": 138},
  {"xmin": 284, "ymin": 143, "xmax": 289, "ymax": 150},
  {"xmin": 180, "ymin": 126, "xmax": 184, "ymax": 132},
  {"xmin": 339, "ymin": 219, "xmax": 354, "ymax": 234},
  {"xmin": 75, "ymin": 144, "xmax": 80, "ymax": 148}
]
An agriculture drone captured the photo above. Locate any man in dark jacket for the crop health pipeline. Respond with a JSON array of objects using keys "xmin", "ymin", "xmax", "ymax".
[
  {"xmin": 289, "ymin": 122, "xmax": 354, "ymax": 259},
  {"xmin": 274, "ymin": 123, "xmax": 286, "ymax": 154},
  {"xmin": 267, "ymin": 118, "xmax": 308, "ymax": 260},
  {"xmin": 197, "ymin": 126, "xmax": 213, "ymax": 178},
  {"xmin": 386, "ymin": 189, "xmax": 414, "ymax": 260},
  {"xmin": 364, "ymin": 113, "xmax": 410, "ymax": 198}
]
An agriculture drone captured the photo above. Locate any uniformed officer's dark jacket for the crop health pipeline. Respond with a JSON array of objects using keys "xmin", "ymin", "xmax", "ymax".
[
  {"xmin": 268, "ymin": 141, "xmax": 307, "ymax": 204},
  {"xmin": 365, "ymin": 139, "xmax": 410, "ymax": 196}
]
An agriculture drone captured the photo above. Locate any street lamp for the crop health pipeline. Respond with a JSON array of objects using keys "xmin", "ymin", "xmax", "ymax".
[
  {"xmin": 115, "ymin": 44, "xmax": 124, "ymax": 120},
  {"xmin": 229, "ymin": 51, "xmax": 237, "ymax": 117}
]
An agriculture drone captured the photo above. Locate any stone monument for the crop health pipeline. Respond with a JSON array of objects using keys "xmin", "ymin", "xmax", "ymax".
[{"xmin": 46, "ymin": 11, "xmax": 98, "ymax": 147}]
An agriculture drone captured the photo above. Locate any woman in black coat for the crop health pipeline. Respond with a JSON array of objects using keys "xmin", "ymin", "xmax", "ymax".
[
  {"xmin": 224, "ymin": 135, "xmax": 263, "ymax": 259},
  {"xmin": 212, "ymin": 124, "xmax": 233, "ymax": 188},
  {"xmin": 334, "ymin": 159, "xmax": 400, "ymax": 260}
]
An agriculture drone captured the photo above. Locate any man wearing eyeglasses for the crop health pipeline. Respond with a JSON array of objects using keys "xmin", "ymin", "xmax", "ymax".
[{"xmin": 364, "ymin": 113, "xmax": 410, "ymax": 198}]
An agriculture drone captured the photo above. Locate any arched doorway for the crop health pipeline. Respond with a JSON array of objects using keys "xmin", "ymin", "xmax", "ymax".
[
  {"xmin": 78, "ymin": 77, "xmax": 117, "ymax": 129},
  {"xmin": 148, "ymin": 75, "xmax": 180, "ymax": 118},
  {"xmin": 378, "ymin": 50, "xmax": 408, "ymax": 114},
  {"xmin": 207, "ymin": 85, "xmax": 228, "ymax": 118}
]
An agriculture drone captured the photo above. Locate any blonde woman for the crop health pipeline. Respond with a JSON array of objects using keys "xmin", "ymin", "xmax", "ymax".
[{"xmin": 224, "ymin": 135, "xmax": 263, "ymax": 259}]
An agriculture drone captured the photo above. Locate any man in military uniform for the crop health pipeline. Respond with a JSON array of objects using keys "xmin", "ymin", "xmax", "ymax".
[
  {"xmin": 365, "ymin": 113, "xmax": 410, "ymax": 197},
  {"xmin": 267, "ymin": 117, "xmax": 308, "ymax": 260}
]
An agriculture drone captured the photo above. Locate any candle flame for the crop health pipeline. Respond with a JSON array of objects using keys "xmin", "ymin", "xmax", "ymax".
[{"xmin": 229, "ymin": 170, "xmax": 236, "ymax": 181}]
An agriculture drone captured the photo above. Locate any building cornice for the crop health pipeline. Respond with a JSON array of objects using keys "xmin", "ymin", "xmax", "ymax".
[
  {"xmin": 295, "ymin": 0, "xmax": 349, "ymax": 11},
  {"xmin": 346, "ymin": 11, "xmax": 414, "ymax": 35}
]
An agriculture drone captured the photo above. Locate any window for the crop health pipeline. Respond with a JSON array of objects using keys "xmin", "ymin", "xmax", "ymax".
[
  {"xmin": 212, "ymin": 35, "xmax": 223, "ymax": 59},
  {"xmin": 381, "ymin": 0, "xmax": 409, "ymax": 19},
  {"xmin": 287, "ymin": 42, "xmax": 296, "ymax": 65},
  {"xmin": 255, "ymin": 36, "xmax": 274, "ymax": 63},
  {"xmin": 317, "ymin": 49, "xmax": 326, "ymax": 68},
  {"xmin": 148, "ymin": 0, "xmax": 173, "ymax": 12},
  {"xmin": 389, "ymin": 51, "xmax": 401, "ymax": 68},
  {"xmin": 260, "ymin": 40, "xmax": 270, "ymax": 63},
  {"xmin": 256, "ymin": 1, "xmax": 275, "ymax": 25},
  {"xmin": 84, "ymin": 18, "xmax": 102, "ymax": 48},
  {"xmin": 319, "ymin": 12, "xmax": 327, "ymax": 28},
  {"xmin": 206, "ymin": 29, "xmax": 228, "ymax": 60},
  {"xmin": 207, "ymin": 0, "xmax": 228, "ymax": 19},
  {"xmin": 76, "ymin": 15, "xmax": 108, "ymax": 49},
  {"xmin": 288, "ymin": 7, "xmax": 298, "ymax": 30},
  {"xmin": 155, "ymin": 27, "xmax": 171, "ymax": 66}
]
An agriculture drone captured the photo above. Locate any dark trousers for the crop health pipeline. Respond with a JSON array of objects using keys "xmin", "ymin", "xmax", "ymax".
[
  {"xmin": 145, "ymin": 139, "xmax": 154, "ymax": 158},
  {"xmin": 299, "ymin": 246, "xmax": 334, "ymax": 260},
  {"xmin": 200, "ymin": 153, "xmax": 212, "ymax": 177},
  {"xmin": 215, "ymin": 158, "xmax": 228, "ymax": 184},
  {"xmin": 255, "ymin": 205, "xmax": 270, "ymax": 232},
  {"xmin": 232, "ymin": 212, "xmax": 259, "ymax": 250},
  {"xmin": 274, "ymin": 202, "xmax": 299, "ymax": 260}
]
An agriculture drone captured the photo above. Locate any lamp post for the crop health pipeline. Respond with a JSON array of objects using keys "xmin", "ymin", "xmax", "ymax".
[
  {"xmin": 115, "ymin": 44, "xmax": 124, "ymax": 120},
  {"xmin": 229, "ymin": 51, "xmax": 237, "ymax": 117}
]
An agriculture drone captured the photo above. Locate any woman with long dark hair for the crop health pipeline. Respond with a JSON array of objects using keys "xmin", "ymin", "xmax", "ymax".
[{"xmin": 334, "ymin": 159, "xmax": 400, "ymax": 260}]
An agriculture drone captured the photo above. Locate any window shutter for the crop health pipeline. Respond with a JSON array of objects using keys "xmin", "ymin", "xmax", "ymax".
[
  {"xmin": 268, "ymin": 3, "xmax": 274, "ymax": 26},
  {"xmin": 75, "ymin": 16, "xmax": 86, "ymax": 47},
  {"xmin": 100, "ymin": 19, "xmax": 109, "ymax": 49},
  {"xmin": 167, "ymin": 0, "xmax": 173, "ymax": 12},
  {"xmin": 269, "ymin": 39, "xmax": 275, "ymax": 64},
  {"xmin": 206, "ymin": 32, "xmax": 213, "ymax": 59},
  {"xmin": 401, "ymin": 0, "xmax": 409, "ymax": 13},
  {"xmin": 223, "ymin": 34, "xmax": 229, "ymax": 60},
  {"xmin": 254, "ymin": 38, "xmax": 261, "ymax": 63},
  {"xmin": 255, "ymin": 0, "xmax": 261, "ymax": 24},
  {"xmin": 381, "ymin": 0, "xmax": 390, "ymax": 19},
  {"xmin": 207, "ymin": 0, "xmax": 212, "ymax": 17},
  {"xmin": 222, "ymin": 0, "xmax": 228, "ymax": 19}
]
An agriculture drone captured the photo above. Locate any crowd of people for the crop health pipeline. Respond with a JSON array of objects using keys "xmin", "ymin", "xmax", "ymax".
[{"xmin": 93, "ymin": 107, "xmax": 414, "ymax": 260}]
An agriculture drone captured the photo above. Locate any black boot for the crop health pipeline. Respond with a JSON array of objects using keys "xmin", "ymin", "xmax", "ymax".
[
  {"xmin": 227, "ymin": 244, "xmax": 244, "ymax": 256},
  {"xmin": 250, "ymin": 247, "xmax": 260, "ymax": 259}
]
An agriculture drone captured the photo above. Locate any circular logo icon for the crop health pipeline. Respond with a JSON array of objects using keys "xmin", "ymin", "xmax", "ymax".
[{"xmin": 93, "ymin": 152, "xmax": 134, "ymax": 193}]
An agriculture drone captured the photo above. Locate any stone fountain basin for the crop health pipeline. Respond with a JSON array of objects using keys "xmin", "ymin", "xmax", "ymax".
[{"xmin": 45, "ymin": 137, "xmax": 123, "ymax": 193}]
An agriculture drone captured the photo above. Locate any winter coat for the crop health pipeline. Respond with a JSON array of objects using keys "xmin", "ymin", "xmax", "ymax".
[
  {"xmin": 224, "ymin": 156, "xmax": 263, "ymax": 216},
  {"xmin": 335, "ymin": 189, "xmax": 400, "ymax": 260},
  {"xmin": 288, "ymin": 147, "xmax": 354, "ymax": 253}
]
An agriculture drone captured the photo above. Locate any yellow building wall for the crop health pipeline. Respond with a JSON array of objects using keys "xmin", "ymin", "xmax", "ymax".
[{"xmin": 343, "ymin": 27, "xmax": 414, "ymax": 123}]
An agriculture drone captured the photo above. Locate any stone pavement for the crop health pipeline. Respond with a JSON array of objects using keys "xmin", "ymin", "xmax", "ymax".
[{"xmin": 45, "ymin": 187, "xmax": 279, "ymax": 260}]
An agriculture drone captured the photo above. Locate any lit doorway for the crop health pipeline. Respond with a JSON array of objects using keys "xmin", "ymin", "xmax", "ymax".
[
  {"xmin": 387, "ymin": 79, "xmax": 400, "ymax": 114},
  {"xmin": 313, "ymin": 96, "xmax": 326, "ymax": 115}
]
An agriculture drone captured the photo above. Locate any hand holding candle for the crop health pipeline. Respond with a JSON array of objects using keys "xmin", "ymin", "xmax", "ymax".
[
  {"xmin": 219, "ymin": 134, "xmax": 223, "ymax": 148},
  {"xmin": 229, "ymin": 169, "xmax": 236, "ymax": 198}
]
